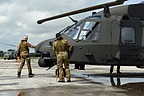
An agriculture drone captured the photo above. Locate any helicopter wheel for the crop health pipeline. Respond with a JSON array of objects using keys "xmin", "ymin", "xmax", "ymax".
[
  {"xmin": 79, "ymin": 64, "xmax": 85, "ymax": 70},
  {"xmin": 74, "ymin": 64, "xmax": 85, "ymax": 70},
  {"xmin": 55, "ymin": 68, "xmax": 66, "ymax": 77}
]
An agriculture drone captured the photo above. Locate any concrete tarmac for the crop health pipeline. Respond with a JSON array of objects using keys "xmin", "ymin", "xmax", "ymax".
[{"xmin": 0, "ymin": 59, "xmax": 144, "ymax": 96}]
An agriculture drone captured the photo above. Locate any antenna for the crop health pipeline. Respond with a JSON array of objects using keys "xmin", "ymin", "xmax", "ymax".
[{"xmin": 68, "ymin": 16, "xmax": 78, "ymax": 23}]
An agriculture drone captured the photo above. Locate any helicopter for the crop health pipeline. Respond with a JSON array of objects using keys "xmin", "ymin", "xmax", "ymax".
[
  {"xmin": 0, "ymin": 42, "xmax": 18, "ymax": 60},
  {"xmin": 35, "ymin": 0, "xmax": 144, "ymax": 73}
]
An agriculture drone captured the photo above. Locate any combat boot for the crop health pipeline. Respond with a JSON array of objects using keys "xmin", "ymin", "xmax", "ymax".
[
  {"xmin": 58, "ymin": 80, "xmax": 65, "ymax": 82},
  {"xmin": 67, "ymin": 79, "xmax": 71, "ymax": 82},
  {"xmin": 28, "ymin": 73, "xmax": 34, "ymax": 78},
  {"xmin": 17, "ymin": 72, "xmax": 21, "ymax": 78}
]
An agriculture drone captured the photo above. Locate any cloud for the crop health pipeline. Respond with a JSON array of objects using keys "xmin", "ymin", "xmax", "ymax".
[{"xmin": 0, "ymin": 15, "xmax": 9, "ymax": 24}]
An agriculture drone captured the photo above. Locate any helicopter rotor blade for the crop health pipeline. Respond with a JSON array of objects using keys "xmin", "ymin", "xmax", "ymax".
[
  {"xmin": 0, "ymin": 42, "xmax": 17, "ymax": 47},
  {"xmin": 37, "ymin": 0, "xmax": 127, "ymax": 24}
]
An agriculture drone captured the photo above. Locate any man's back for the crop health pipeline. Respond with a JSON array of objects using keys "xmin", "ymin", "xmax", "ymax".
[{"xmin": 53, "ymin": 38, "xmax": 69, "ymax": 54}]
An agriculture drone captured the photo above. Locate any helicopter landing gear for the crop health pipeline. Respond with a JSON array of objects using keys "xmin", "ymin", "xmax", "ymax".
[
  {"xmin": 74, "ymin": 64, "xmax": 85, "ymax": 70},
  {"xmin": 110, "ymin": 65, "xmax": 121, "ymax": 74}
]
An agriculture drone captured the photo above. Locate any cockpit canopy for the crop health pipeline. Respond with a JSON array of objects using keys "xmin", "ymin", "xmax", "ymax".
[{"xmin": 63, "ymin": 15, "xmax": 101, "ymax": 41}]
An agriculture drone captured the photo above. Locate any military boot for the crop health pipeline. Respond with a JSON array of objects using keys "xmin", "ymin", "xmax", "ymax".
[
  {"xmin": 67, "ymin": 79, "xmax": 71, "ymax": 82},
  {"xmin": 17, "ymin": 72, "xmax": 21, "ymax": 78},
  {"xmin": 28, "ymin": 73, "xmax": 34, "ymax": 78}
]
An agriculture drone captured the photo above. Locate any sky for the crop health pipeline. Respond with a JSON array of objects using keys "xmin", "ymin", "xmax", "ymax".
[{"xmin": 0, "ymin": 0, "xmax": 143, "ymax": 52}]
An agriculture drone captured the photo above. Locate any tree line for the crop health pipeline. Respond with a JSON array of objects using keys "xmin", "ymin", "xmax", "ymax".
[{"xmin": 0, "ymin": 51, "xmax": 4, "ymax": 57}]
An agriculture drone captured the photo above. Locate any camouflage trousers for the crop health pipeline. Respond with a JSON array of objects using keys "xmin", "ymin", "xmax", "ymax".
[
  {"xmin": 18, "ymin": 57, "xmax": 32, "ymax": 74},
  {"xmin": 56, "ymin": 52, "xmax": 71, "ymax": 81}
]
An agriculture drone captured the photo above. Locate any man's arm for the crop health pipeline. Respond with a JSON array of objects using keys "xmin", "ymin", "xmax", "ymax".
[
  {"xmin": 17, "ymin": 45, "xmax": 20, "ymax": 57},
  {"xmin": 64, "ymin": 40, "xmax": 74, "ymax": 58},
  {"xmin": 27, "ymin": 42, "xmax": 36, "ymax": 48},
  {"xmin": 52, "ymin": 42, "xmax": 57, "ymax": 54}
]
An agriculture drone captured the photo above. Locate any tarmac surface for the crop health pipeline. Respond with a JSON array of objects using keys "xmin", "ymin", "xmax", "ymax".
[{"xmin": 0, "ymin": 59, "xmax": 144, "ymax": 96}]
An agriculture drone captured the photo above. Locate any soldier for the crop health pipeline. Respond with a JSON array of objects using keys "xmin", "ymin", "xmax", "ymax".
[
  {"xmin": 52, "ymin": 33, "xmax": 72, "ymax": 82},
  {"xmin": 17, "ymin": 35, "xmax": 36, "ymax": 78}
]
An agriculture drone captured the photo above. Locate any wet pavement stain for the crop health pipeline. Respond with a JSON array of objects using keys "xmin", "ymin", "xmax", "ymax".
[{"xmin": 82, "ymin": 72, "xmax": 144, "ymax": 86}]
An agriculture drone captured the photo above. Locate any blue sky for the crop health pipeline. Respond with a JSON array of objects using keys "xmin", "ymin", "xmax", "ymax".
[{"xmin": 0, "ymin": 0, "xmax": 143, "ymax": 52}]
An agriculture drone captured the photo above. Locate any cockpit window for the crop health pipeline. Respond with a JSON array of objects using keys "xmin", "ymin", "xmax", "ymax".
[
  {"xmin": 64, "ymin": 20, "xmax": 101, "ymax": 41},
  {"xmin": 121, "ymin": 27, "xmax": 135, "ymax": 43},
  {"xmin": 87, "ymin": 32, "xmax": 100, "ymax": 41},
  {"xmin": 65, "ymin": 22, "xmax": 83, "ymax": 40},
  {"xmin": 83, "ymin": 22, "xmax": 96, "ymax": 30},
  {"xmin": 80, "ymin": 21, "xmax": 101, "ymax": 41}
]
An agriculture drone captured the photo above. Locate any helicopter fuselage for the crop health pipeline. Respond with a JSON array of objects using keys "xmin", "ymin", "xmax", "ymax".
[{"xmin": 35, "ymin": 3, "xmax": 144, "ymax": 68}]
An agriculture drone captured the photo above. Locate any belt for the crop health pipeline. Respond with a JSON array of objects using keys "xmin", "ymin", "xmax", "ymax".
[{"xmin": 58, "ymin": 51, "xmax": 67, "ymax": 54}]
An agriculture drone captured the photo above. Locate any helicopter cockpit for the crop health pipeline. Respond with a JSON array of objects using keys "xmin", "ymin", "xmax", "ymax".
[{"xmin": 64, "ymin": 15, "xmax": 101, "ymax": 42}]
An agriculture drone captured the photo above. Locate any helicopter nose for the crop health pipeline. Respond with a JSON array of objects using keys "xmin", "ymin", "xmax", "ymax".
[{"xmin": 35, "ymin": 52, "xmax": 41, "ymax": 57}]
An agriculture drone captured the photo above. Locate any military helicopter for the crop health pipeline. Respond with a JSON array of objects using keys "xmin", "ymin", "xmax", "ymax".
[
  {"xmin": 35, "ymin": 0, "xmax": 144, "ymax": 73},
  {"xmin": 0, "ymin": 42, "xmax": 17, "ymax": 60}
]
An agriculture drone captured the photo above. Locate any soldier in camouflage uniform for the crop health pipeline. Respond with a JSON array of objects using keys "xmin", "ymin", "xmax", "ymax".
[
  {"xmin": 52, "ymin": 33, "xmax": 72, "ymax": 82},
  {"xmin": 17, "ymin": 35, "xmax": 36, "ymax": 78}
]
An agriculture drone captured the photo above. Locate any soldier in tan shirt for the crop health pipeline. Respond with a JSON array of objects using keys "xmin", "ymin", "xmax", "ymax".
[
  {"xmin": 17, "ymin": 35, "xmax": 36, "ymax": 78},
  {"xmin": 52, "ymin": 33, "xmax": 72, "ymax": 82}
]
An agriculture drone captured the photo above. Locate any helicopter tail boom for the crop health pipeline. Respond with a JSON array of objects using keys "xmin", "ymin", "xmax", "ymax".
[{"xmin": 37, "ymin": 0, "xmax": 127, "ymax": 24}]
